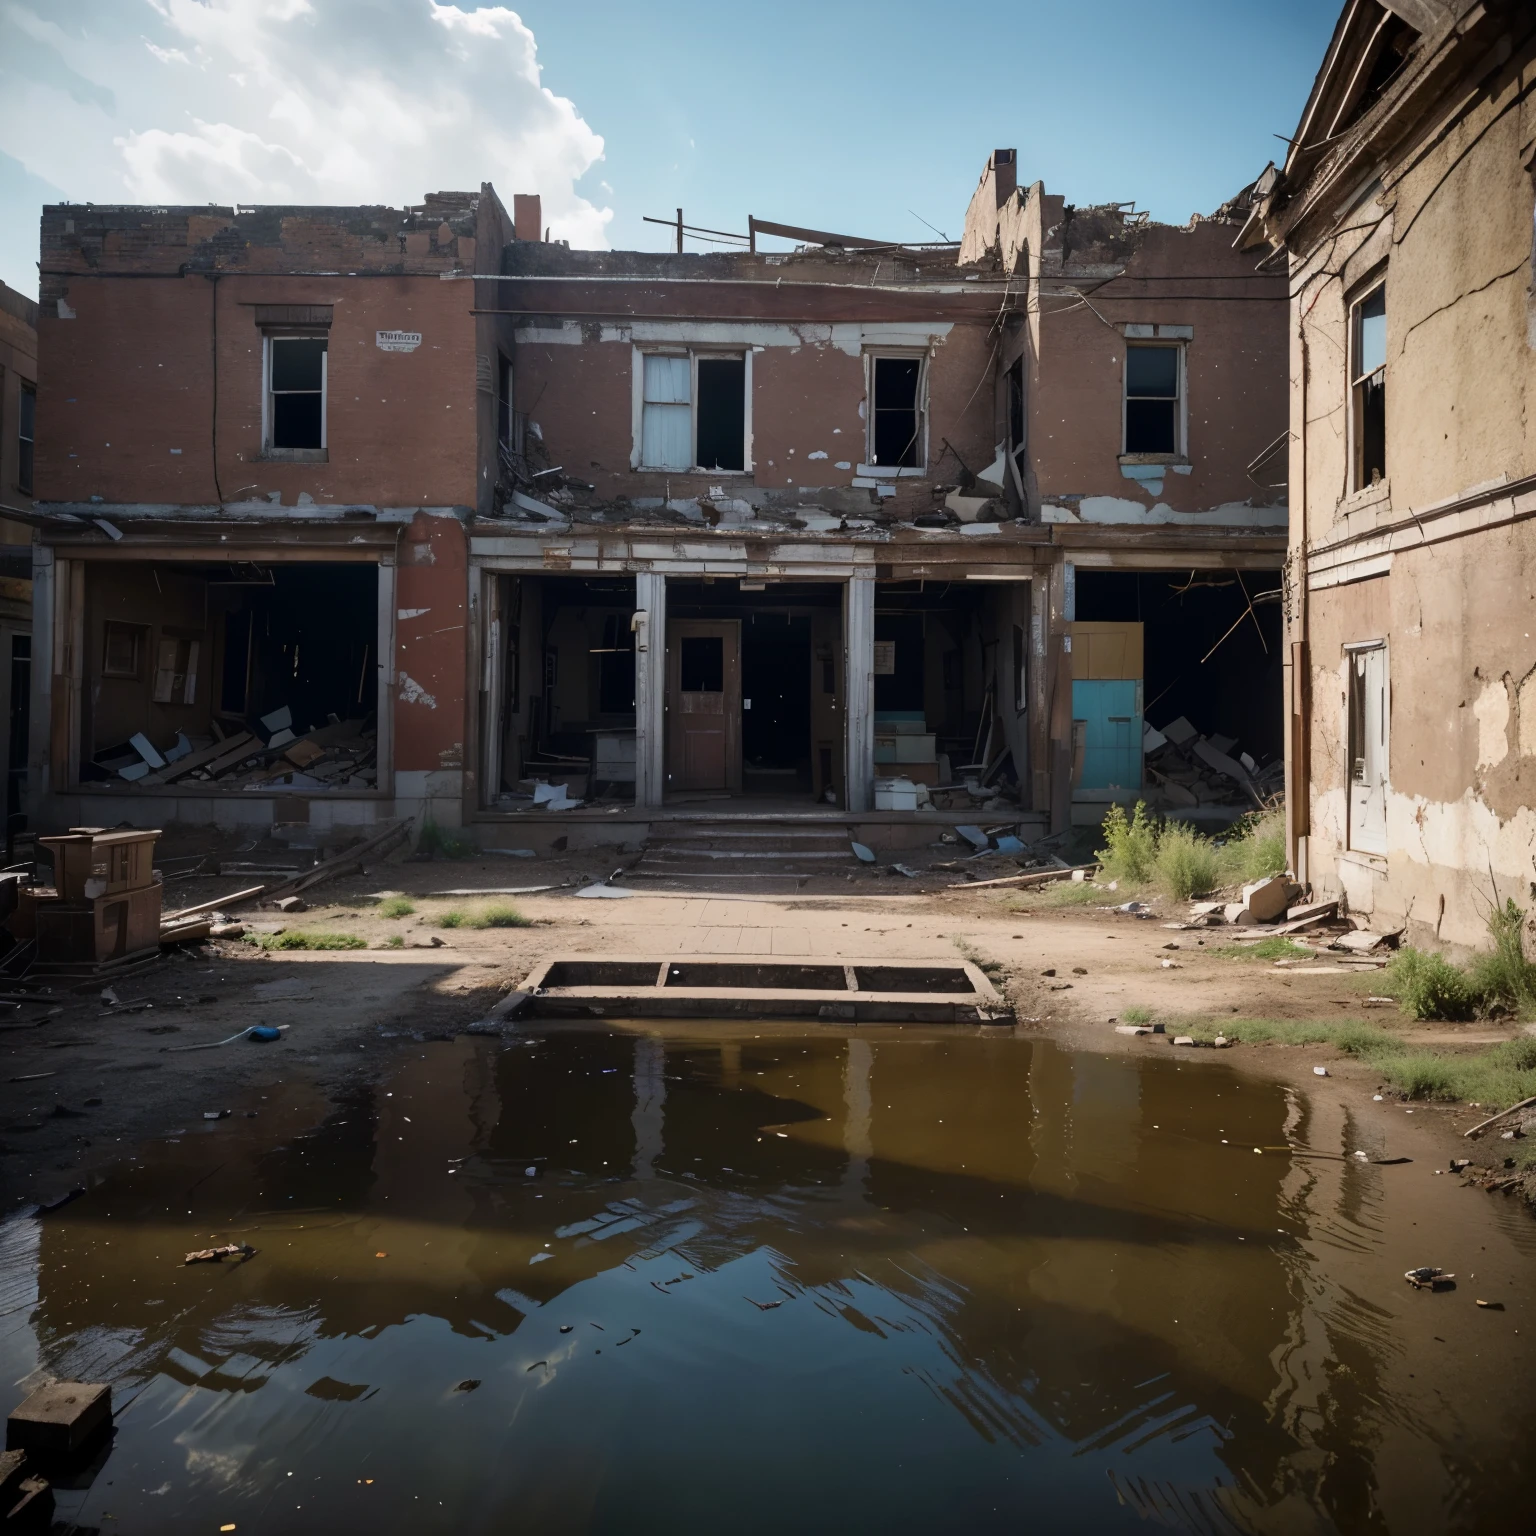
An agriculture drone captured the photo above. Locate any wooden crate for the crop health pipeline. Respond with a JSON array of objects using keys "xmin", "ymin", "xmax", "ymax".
[
  {"xmin": 35, "ymin": 885, "xmax": 162, "ymax": 966},
  {"xmin": 39, "ymin": 828, "xmax": 161, "ymax": 902}
]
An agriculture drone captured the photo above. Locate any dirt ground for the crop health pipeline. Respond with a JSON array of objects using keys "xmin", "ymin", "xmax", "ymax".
[{"xmin": 3, "ymin": 847, "xmax": 1530, "ymax": 1214}]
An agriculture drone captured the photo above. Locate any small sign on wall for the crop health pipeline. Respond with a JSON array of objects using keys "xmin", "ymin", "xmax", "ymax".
[
  {"xmin": 376, "ymin": 330, "xmax": 422, "ymax": 352},
  {"xmin": 873, "ymin": 640, "xmax": 897, "ymax": 675}
]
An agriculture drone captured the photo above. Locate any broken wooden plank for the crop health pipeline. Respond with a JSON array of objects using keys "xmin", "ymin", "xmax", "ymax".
[
  {"xmin": 262, "ymin": 818, "xmax": 413, "ymax": 901},
  {"xmin": 161, "ymin": 884, "xmax": 267, "ymax": 924},
  {"xmin": 943, "ymin": 863, "xmax": 1097, "ymax": 893},
  {"xmin": 1286, "ymin": 899, "xmax": 1338, "ymax": 923},
  {"xmin": 199, "ymin": 735, "xmax": 267, "ymax": 779},
  {"xmin": 146, "ymin": 731, "xmax": 256, "ymax": 786},
  {"xmin": 1463, "ymin": 1094, "xmax": 1536, "ymax": 1139}
]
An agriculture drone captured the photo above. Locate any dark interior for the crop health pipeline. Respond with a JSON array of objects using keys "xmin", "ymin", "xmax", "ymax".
[{"xmin": 1074, "ymin": 568, "xmax": 1284, "ymax": 762}]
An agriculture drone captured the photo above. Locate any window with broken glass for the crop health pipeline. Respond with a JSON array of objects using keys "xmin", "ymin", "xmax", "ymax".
[
  {"xmin": 1351, "ymin": 284, "xmax": 1386, "ymax": 490},
  {"xmin": 265, "ymin": 334, "xmax": 328, "ymax": 453},
  {"xmin": 639, "ymin": 351, "xmax": 747, "ymax": 472},
  {"xmin": 1123, "ymin": 344, "xmax": 1181, "ymax": 455}
]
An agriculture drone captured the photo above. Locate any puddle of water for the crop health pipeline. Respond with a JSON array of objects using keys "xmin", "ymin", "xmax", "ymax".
[{"xmin": 4, "ymin": 1029, "xmax": 1535, "ymax": 1534}]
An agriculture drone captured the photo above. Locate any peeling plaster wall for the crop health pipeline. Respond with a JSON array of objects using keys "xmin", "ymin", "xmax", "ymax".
[{"xmin": 1285, "ymin": 20, "xmax": 1536, "ymax": 952}]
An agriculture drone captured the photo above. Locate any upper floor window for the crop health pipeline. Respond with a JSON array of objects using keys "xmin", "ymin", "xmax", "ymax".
[
  {"xmin": 17, "ymin": 381, "xmax": 35, "ymax": 495},
  {"xmin": 638, "ymin": 350, "xmax": 747, "ymax": 472},
  {"xmin": 1351, "ymin": 283, "xmax": 1386, "ymax": 489},
  {"xmin": 1123, "ymin": 344, "xmax": 1181, "ymax": 456},
  {"xmin": 265, "ymin": 334, "xmax": 327, "ymax": 455},
  {"xmin": 868, "ymin": 355, "xmax": 924, "ymax": 468},
  {"xmin": 497, "ymin": 354, "xmax": 513, "ymax": 447}
]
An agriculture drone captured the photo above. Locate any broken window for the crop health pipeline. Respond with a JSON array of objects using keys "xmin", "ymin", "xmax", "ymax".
[
  {"xmin": 102, "ymin": 622, "xmax": 147, "ymax": 680},
  {"xmin": 266, "ymin": 335, "xmax": 327, "ymax": 452},
  {"xmin": 1347, "ymin": 642, "xmax": 1388, "ymax": 854},
  {"xmin": 1351, "ymin": 283, "xmax": 1386, "ymax": 489},
  {"xmin": 1124, "ymin": 345, "xmax": 1181, "ymax": 455},
  {"xmin": 639, "ymin": 352, "xmax": 747, "ymax": 472},
  {"xmin": 869, "ymin": 355, "xmax": 923, "ymax": 468},
  {"xmin": 680, "ymin": 634, "xmax": 724, "ymax": 693},
  {"xmin": 17, "ymin": 381, "xmax": 34, "ymax": 495},
  {"xmin": 1006, "ymin": 357, "xmax": 1025, "ymax": 484}
]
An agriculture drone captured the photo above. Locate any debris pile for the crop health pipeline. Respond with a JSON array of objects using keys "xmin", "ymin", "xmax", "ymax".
[
  {"xmin": 89, "ymin": 711, "xmax": 377, "ymax": 793},
  {"xmin": 1143, "ymin": 715, "xmax": 1282, "ymax": 811}
]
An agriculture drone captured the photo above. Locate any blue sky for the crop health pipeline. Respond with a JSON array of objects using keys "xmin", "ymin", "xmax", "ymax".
[
  {"xmin": 0, "ymin": 1, "xmax": 1339, "ymax": 296},
  {"xmin": 539, "ymin": 0, "xmax": 1340, "ymax": 252}
]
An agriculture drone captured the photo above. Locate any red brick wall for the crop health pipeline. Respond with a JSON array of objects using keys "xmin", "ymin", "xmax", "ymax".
[
  {"xmin": 36, "ymin": 274, "xmax": 477, "ymax": 509},
  {"xmin": 393, "ymin": 512, "xmax": 468, "ymax": 774}
]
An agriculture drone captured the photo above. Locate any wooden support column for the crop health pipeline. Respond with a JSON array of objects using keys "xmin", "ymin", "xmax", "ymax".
[
  {"xmin": 633, "ymin": 571, "xmax": 667, "ymax": 808},
  {"xmin": 843, "ymin": 571, "xmax": 875, "ymax": 813}
]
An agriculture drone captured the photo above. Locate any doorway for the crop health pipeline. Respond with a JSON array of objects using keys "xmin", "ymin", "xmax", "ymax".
[{"xmin": 666, "ymin": 620, "xmax": 741, "ymax": 792}]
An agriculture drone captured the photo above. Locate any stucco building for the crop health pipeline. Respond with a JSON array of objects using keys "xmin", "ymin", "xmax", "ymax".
[{"xmin": 1245, "ymin": 0, "xmax": 1536, "ymax": 950}]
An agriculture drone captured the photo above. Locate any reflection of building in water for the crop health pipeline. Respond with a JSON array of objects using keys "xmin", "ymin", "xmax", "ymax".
[{"xmin": 632, "ymin": 1035, "xmax": 666, "ymax": 1181}]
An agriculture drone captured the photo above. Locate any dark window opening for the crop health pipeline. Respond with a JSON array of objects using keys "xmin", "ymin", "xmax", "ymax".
[
  {"xmin": 18, "ymin": 382, "xmax": 35, "ymax": 495},
  {"xmin": 1345, "ymin": 17, "xmax": 1418, "ymax": 129},
  {"xmin": 497, "ymin": 354, "xmax": 513, "ymax": 447},
  {"xmin": 1124, "ymin": 345, "xmax": 1179, "ymax": 454},
  {"xmin": 680, "ymin": 635, "xmax": 724, "ymax": 692},
  {"xmin": 102, "ymin": 621, "xmax": 147, "ymax": 679},
  {"xmin": 1352, "ymin": 284, "xmax": 1386, "ymax": 488},
  {"xmin": 695, "ymin": 357, "xmax": 746, "ymax": 471},
  {"xmin": 269, "ymin": 336, "xmax": 326, "ymax": 450},
  {"xmin": 872, "ymin": 356, "xmax": 922, "ymax": 467},
  {"xmin": 1006, "ymin": 358, "xmax": 1025, "ymax": 474}
]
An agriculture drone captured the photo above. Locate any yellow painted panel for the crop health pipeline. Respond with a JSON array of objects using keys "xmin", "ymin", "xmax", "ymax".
[{"xmin": 1069, "ymin": 621, "xmax": 1144, "ymax": 680}]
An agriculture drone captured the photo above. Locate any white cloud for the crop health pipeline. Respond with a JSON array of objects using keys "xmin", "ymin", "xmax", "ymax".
[{"xmin": 0, "ymin": 0, "xmax": 610, "ymax": 270}]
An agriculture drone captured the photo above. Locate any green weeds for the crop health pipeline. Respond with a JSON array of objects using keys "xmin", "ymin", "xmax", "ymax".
[
  {"xmin": 434, "ymin": 902, "xmax": 529, "ymax": 930},
  {"xmin": 377, "ymin": 896, "xmax": 415, "ymax": 919},
  {"xmin": 1214, "ymin": 936, "xmax": 1310, "ymax": 961},
  {"xmin": 256, "ymin": 930, "xmax": 368, "ymax": 951}
]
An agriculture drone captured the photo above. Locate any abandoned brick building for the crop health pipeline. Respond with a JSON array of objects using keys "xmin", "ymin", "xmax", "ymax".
[
  {"xmin": 15, "ymin": 157, "xmax": 1287, "ymax": 854},
  {"xmin": 1245, "ymin": 0, "xmax": 1536, "ymax": 951}
]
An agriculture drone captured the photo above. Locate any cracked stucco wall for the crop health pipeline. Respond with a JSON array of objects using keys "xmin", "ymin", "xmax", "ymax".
[{"xmin": 1290, "ymin": 28, "xmax": 1536, "ymax": 952}]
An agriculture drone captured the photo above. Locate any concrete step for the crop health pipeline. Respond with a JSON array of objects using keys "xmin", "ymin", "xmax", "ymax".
[{"xmin": 641, "ymin": 847, "xmax": 849, "ymax": 863}]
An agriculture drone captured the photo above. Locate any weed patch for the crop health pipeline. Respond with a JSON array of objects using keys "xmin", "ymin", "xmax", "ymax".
[
  {"xmin": 433, "ymin": 902, "xmax": 529, "ymax": 930},
  {"xmin": 1005, "ymin": 880, "xmax": 1106, "ymax": 910},
  {"xmin": 1219, "ymin": 809, "xmax": 1287, "ymax": 884},
  {"xmin": 1214, "ymin": 937, "xmax": 1310, "ymax": 962},
  {"xmin": 1153, "ymin": 821, "xmax": 1221, "ymax": 900},
  {"xmin": 1097, "ymin": 803, "xmax": 1159, "ymax": 885},
  {"xmin": 377, "ymin": 896, "xmax": 415, "ymax": 919},
  {"xmin": 256, "ymin": 930, "xmax": 367, "ymax": 951},
  {"xmin": 1383, "ymin": 947, "xmax": 1480, "ymax": 1021},
  {"xmin": 416, "ymin": 821, "xmax": 474, "ymax": 860}
]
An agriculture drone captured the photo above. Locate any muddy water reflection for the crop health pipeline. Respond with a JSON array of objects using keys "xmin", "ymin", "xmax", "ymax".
[{"xmin": 6, "ymin": 1030, "xmax": 1536, "ymax": 1534}]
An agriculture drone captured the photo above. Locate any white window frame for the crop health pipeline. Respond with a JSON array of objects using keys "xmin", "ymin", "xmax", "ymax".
[
  {"xmin": 1344, "ymin": 639, "xmax": 1389, "ymax": 856},
  {"xmin": 261, "ymin": 331, "xmax": 329, "ymax": 458},
  {"xmin": 631, "ymin": 346, "xmax": 753, "ymax": 474},
  {"xmin": 863, "ymin": 349, "xmax": 929, "ymax": 472},
  {"xmin": 1121, "ymin": 341, "xmax": 1186, "ymax": 460}
]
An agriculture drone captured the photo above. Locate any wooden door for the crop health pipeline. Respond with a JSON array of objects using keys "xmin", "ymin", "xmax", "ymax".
[{"xmin": 666, "ymin": 620, "xmax": 741, "ymax": 792}]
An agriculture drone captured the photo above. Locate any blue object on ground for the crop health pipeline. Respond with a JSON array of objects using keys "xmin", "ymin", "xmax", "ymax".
[{"xmin": 247, "ymin": 1026, "xmax": 282, "ymax": 1043}]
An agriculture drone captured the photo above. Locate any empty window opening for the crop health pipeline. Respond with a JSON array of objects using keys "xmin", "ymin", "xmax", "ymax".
[
  {"xmin": 1351, "ymin": 284, "xmax": 1386, "ymax": 489},
  {"xmin": 497, "ymin": 353, "xmax": 513, "ymax": 447},
  {"xmin": 77, "ymin": 561, "xmax": 378, "ymax": 793},
  {"xmin": 595, "ymin": 613, "xmax": 635, "ymax": 714},
  {"xmin": 1124, "ymin": 345, "xmax": 1181, "ymax": 455},
  {"xmin": 870, "ymin": 356, "xmax": 923, "ymax": 468},
  {"xmin": 267, "ymin": 336, "xmax": 327, "ymax": 451},
  {"xmin": 17, "ymin": 381, "xmax": 35, "ymax": 495},
  {"xmin": 639, "ymin": 351, "xmax": 747, "ymax": 472}
]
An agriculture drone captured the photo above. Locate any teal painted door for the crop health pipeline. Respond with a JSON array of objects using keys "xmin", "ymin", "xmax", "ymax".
[{"xmin": 1073, "ymin": 679, "xmax": 1143, "ymax": 794}]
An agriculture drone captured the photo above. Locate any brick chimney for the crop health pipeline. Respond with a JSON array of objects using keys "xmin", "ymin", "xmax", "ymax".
[
  {"xmin": 992, "ymin": 149, "xmax": 1017, "ymax": 208},
  {"xmin": 513, "ymin": 193, "xmax": 542, "ymax": 242}
]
